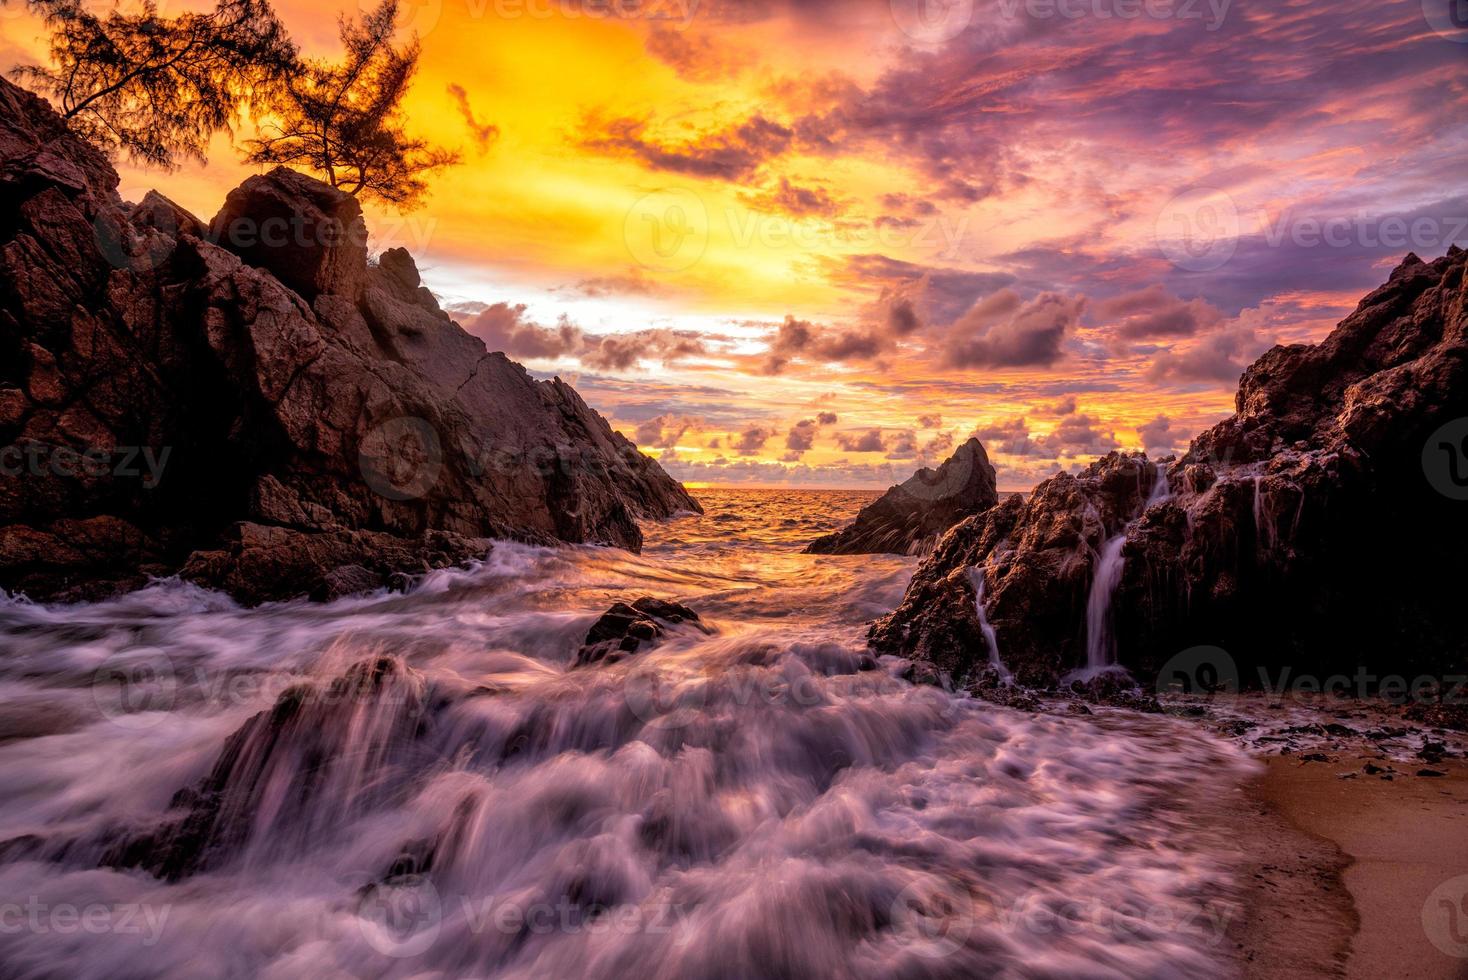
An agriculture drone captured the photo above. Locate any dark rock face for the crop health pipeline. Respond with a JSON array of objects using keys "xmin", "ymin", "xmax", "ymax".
[
  {"xmin": 0, "ymin": 78, "xmax": 699, "ymax": 605},
  {"xmin": 873, "ymin": 249, "xmax": 1468, "ymax": 688},
  {"xmin": 805, "ymin": 437, "xmax": 999, "ymax": 555},
  {"xmin": 576, "ymin": 596, "xmax": 706, "ymax": 667}
]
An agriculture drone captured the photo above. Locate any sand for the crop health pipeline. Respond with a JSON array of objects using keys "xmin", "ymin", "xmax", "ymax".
[{"xmin": 1236, "ymin": 754, "xmax": 1468, "ymax": 979}]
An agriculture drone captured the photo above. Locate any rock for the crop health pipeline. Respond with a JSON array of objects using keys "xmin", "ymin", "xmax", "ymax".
[
  {"xmin": 0, "ymin": 77, "xmax": 700, "ymax": 605},
  {"xmin": 208, "ymin": 167, "xmax": 369, "ymax": 300},
  {"xmin": 575, "ymin": 596, "xmax": 706, "ymax": 666},
  {"xmin": 1417, "ymin": 769, "xmax": 1446, "ymax": 778},
  {"xmin": 806, "ymin": 438, "xmax": 998, "ymax": 555},
  {"xmin": 872, "ymin": 248, "xmax": 1468, "ymax": 688},
  {"xmin": 103, "ymin": 656, "xmax": 432, "ymax": 879}
]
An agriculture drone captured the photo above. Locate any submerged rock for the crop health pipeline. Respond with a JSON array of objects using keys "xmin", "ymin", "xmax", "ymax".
[
  {"xmin": 575, "ymin": 596, "xmax": 706, "ymax": 666},
  {"xmin": 0, "ymin": 78, "xmax": 699, "ymax": 604},
  {"xmin": 806, "ymin": 438, "xmax": 998, "ymax": 556},
  {"xmin": 873, "ymin": 248, "xmax": 1468, "ymax": 687}
]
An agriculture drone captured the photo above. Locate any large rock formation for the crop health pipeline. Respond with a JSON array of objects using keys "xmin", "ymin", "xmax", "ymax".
[
  {"xmin": 805, "ymin": 437, "xmax": 999, "ymax": 555},
  {"xmin": 0, "ymin": 78, "xmax": 699, "ymax": 604},
  {"xmin": 872, "ymin": 249, "xmax": 1468, "ymax": 688}
]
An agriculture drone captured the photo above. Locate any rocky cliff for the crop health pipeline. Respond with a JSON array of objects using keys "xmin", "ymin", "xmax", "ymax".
[
  {"xmin": 871, "ymin": 249, "xmax": 1468, "ymax": 688},
  {"xmin": 0, "ymin": 78, "xmax": 699, "ymax": 604},
  {"xmin": 805, "ymin": 437, "xmax": 998, "ymax": 555}
]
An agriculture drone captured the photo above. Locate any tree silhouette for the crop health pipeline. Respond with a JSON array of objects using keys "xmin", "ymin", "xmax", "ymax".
[
  {"xmin": 245, "ymin": 0, "xmax": 459, "ymax": 209},
  {"xmin": 12, "ymin": 0, "xmax": 295, "ymax": 169}
]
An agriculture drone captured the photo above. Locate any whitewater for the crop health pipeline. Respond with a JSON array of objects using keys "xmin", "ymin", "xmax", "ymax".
[{"xmin": 0, "ymin": 489, "xmax": 1254, "ymax": 979}]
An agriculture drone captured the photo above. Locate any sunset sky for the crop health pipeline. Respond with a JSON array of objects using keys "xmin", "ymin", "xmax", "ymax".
[{"xmin": 5, "ymin": 0, "xmax": 1465, "ymax": 488}]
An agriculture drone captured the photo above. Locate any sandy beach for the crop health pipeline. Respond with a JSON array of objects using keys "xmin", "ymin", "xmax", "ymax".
[{"xmin": 1237, "ymin": 753, "xmax": 1468, "ymax": 979}]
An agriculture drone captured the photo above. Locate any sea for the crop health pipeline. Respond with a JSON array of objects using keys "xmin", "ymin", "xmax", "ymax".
[{"xmin": 0, "ymin": 488, "xmax": 1255, "ymax": 979}]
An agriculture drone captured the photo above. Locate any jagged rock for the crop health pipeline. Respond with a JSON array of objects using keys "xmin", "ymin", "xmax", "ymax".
[
  {"xmin": 0, "ymin": 77, "xmax": 699, "ymax": 604},
  {"xmin": 103, "ymin": 656, "xmax": 433, "ymax": 879},
  {"xmin": 575, "ymin": 596, "xmax": 706, "ymax": 666},
  {"xmin": 806, "ymin": 438, "xmax": 998, "ymax": 555},
  {"xmin": 873, "ymin": 248, "xmax": 1468, "ymax": 687}
]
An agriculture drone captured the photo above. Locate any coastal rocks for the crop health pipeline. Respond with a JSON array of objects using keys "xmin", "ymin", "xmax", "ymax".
[
  {"xmin": 575, "ymin": 596, "xmax": 707, "ymax": 666},
  {"xmin": 104, "ymin": 656, "xmax": 434, "ymax": 880},
  {"xmin": 806, "ymin": 437, "xmax": 998, "ymax": 555},
  {"xmin": 873, "ymin": 248, "xmax": 1468, "ymax": 687},
  {"xmin": 0, "ymin": 77, "xmax": 699, "ymax": 605}
]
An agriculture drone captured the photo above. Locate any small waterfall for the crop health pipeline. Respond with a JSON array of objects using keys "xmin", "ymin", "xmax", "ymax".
[
  {"xmin": 1146, "ymin": 466, "xmax": 1172, "ymax": 508},
  {"xmin": 967, "ymin": 566, "xmax": 1012, "ymax": 683},
  {"xmin": 1085, "ymin": 535, "xmax": 1128, "ymax": 670}
]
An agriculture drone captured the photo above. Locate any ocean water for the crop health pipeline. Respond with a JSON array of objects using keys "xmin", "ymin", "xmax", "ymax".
[{"xmin": 0, "ymin": 489, "xmax": 1253, "ymax": 979}]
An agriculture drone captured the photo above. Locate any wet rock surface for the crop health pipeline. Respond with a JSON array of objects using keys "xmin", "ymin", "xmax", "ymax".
[
  {"xmin": 805, "ymin": 437, "xmax": 998, "ymax": 556},
  {"xmin": 575, "ymin": 596, "xmax": 707, "ymax": 666},
  {"xmin": 0, "ymin": 78, "xmax": 698, "ymax": 605},
  {"xmin": 872, "ymin": 248, "xmax": 1468, "ymax": 687}
]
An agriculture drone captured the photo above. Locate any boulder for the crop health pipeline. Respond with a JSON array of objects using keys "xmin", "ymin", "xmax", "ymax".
[
  {"xmin": 0, "ymin": 77, "xmax": 700, "ymax": 605},
  {"xmin": 806, "ymin": 437, "xmax": 999, "ymax": 555},
  {"xmin": 575, "ymin": 596, "xmax": 706, "ymax": 666},
  {"xmin": 872, "ymin": 248, "xmax": 1468, "ymax": 688}
]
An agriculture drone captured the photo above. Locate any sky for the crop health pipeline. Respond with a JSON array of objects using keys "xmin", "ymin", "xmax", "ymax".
[{"xmin": 5, "ymin": 0, "xmax": 1466, "ymax": 488}]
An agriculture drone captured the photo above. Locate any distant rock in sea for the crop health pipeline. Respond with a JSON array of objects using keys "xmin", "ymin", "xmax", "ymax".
[
  {"xmin": 805, "ymin": 437, "xmax": 999, "ymax": 556},
  {"xmin": 0, "ymin": 78, "xmax": 699, "ymax": 605},
  {"xmin": 872, "ymin": 248, "xmax": 1468, "ymax": 688}
]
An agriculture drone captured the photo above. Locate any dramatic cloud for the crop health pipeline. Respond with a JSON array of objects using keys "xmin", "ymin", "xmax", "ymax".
[
  {"xmin": 946, "ymin": 291, "xmax": 1085, "ymax": 369},
  {"xmin": 1138, "ymin": 415, "xmax": 1180, "ymax": 457},
  {"xmin": 465, "ymin": 306, "xmax": 706, "ymax": 370},
  {"xmin": 644, "ymin": 27, "xmax": 749, "ymax": 82},
  {"xmin": 732, "ymin": 424, "xmax": 775, "ymax": 455},
  {"xmin": 743, "ymin": 177, "xmax": 847, "ymax": 218},
  {"xmin": 579, "ymin": 112, "xmax": 794, "ymax": 181},
  {"xmin": 447, "ymin": 83, "xmax": 499, "ymax": 151},
  {"xmin": 835, "ymin": 428, "xmax": 886, "ymax": 453},
  {"xmin": 917, "ymin": 414, "xmax": 942, "ymax": 428},
  {"xmin": 1097, "ymin": 286, "xmax": 1225, "ymax": 340}
]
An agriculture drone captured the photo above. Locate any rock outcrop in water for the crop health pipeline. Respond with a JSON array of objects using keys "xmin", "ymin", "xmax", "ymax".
[
  {"xmin": 872, "ymin": 248, "xmax": 1468, "ymax": 688},
  {"xmin": 575, "ymin": 596, "xmax": 707, "ymax": 666},
  {"xmin": 0, "ymin": 78, "xmax": 698, "ymax": 604},
  {"xmin": 805, "ymin": 437, "xmax": 998, "ymax": 555}
]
